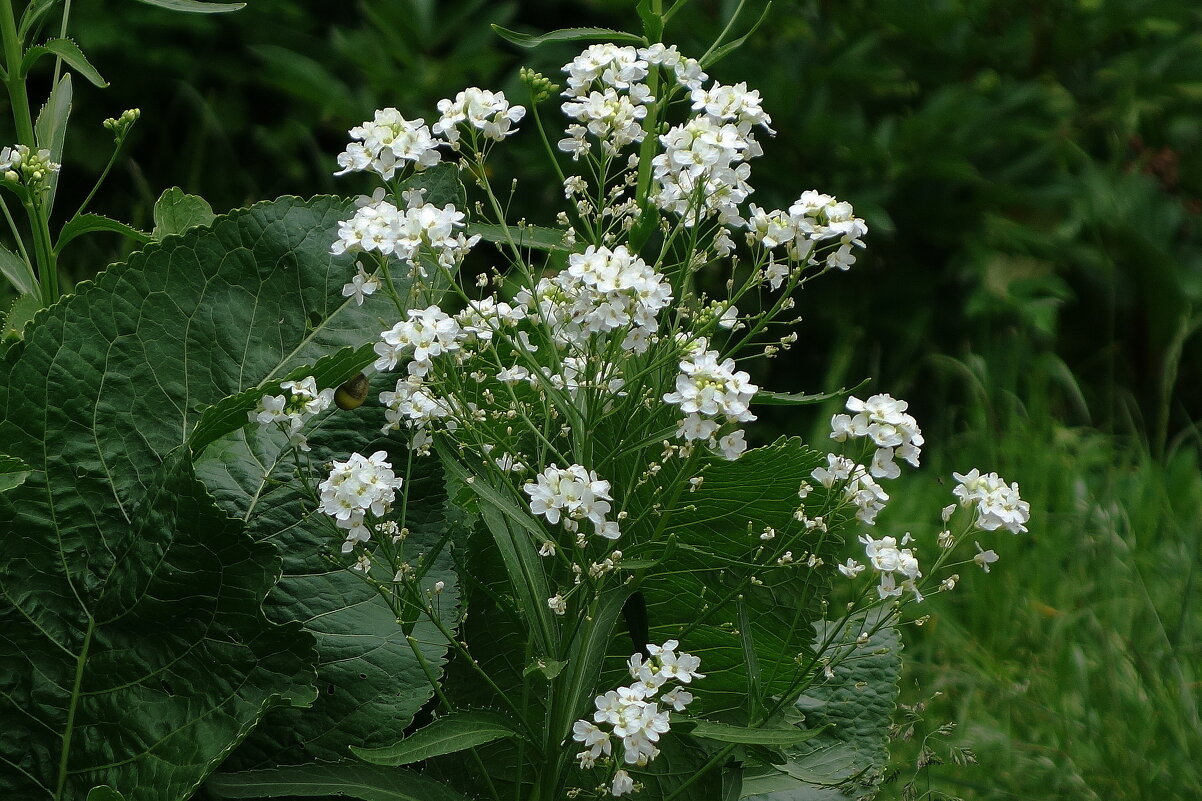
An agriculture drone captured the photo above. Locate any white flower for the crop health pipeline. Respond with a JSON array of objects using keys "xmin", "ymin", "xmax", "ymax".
[
  {"xmin": 341, "ymin": 264, "xmax": 379, "ymax": 306},
  {"xmin": 547, "ymin": 594, "xmax": 568, "ymax": 615},
  {"xmin": 318, "ymin": 450, "xmax": 405, "ymax": 551},
  {"xmin": 664, "ymin": 349, "xmax": 758, "ymax": 445},
  {"xmin": 374, "ymin": 305, "xmax": 464, "ymax": 374},
  {"xmin": 523, "ymin": 463, "xmax": 620, "ymax": 539},
  {"xmin": 973, "ymin": 541, "xmax": 1000, "ymax": 573},
  {"xmin": 953, "ymin": 469, "xmax": 1030, "ymax": 534},
  {"xmin": 611, "ymin": 769, "xmax": 635, "ymax": 797},
  {"xmin": 717, "ymin": 430, "xmax": 747, "ymax": 461},
  {"xmin": 860, "ymin": 534, "xmax": 922, "ymax": 599},
  {"xmin": 659, "ymin": 686, "xmax": 694, "ymax": 711},
  {"xmin": 838, "ymin": 558, "xmax": 865, "ymax": 578},
  {"xmin": 332, "ymin": 197, "xmax": 478, "ymax": 275},
  {"xmin": 517, "ymin": 245, "xmax": 672, "ymax": 351},
  {"xmin": 832, "ymin": 394, "xmax": 923, "ymax": 479},
  {"xmin": 335, "ymin": 107, "xmax": 442, "ymax": 180},
  {"xmin": 249, "ymin": 375, "xmax": 334, "ymax": 450},
  {"xmin": 433, "ymin": 87, "xmax": 525, "ymax": 144}
]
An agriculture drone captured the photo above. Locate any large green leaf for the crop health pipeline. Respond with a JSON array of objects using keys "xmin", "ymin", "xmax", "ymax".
[
  {"xmin": 633, "ymin": 439, "xmax": 842, "ymax": 717},
  {"xmin": 0, "ymin": 450, "xmax": 315, "ymax": 801},
  {"xmin": 207, "ymin": 764, "xmax": 471, "ymax": 801},
  {"xmin": 0, "ymin": 195, "xmax": 429, "ymax": 799},
  {"xmin": 741, "ymin": 610, "xmax": 902, "ymax": 800},
  {"xmin": 197, "ymin": 408, "xmax": 460, "ymax": 766}
]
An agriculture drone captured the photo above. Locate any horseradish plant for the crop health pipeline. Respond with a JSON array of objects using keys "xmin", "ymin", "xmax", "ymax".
[
  {"xmin": 241, "ymin": 25, "xmax": 1029, "ymax": 801},
  {"xmin": 0, "ymin": 5, "xmax": 1029, "ymax": 801}
]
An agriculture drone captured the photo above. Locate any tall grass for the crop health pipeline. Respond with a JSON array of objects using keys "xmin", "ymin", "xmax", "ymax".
[{"xmin": 865, "ymin": 343, "xmax": 1202, "ymax": 800}]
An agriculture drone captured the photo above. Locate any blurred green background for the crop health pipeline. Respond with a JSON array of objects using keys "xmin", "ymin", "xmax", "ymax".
[{"xmin": 7, "ymin": 0, "xmax": 1201, "ymax": 798}]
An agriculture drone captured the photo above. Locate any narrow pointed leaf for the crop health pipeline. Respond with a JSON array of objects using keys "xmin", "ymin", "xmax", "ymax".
[
  {"xmin": 682, "ymin": 719, "xmax": 827, "ymax": 747},
  {"xmin": 34, "ymin": 73, "xmax": 72, "ymax": 216},
  {"xmin": 468, "ymin": 222, "xmax": 573, "ymax": 253},
  {"xmin": 133, "ymin": 0, "xmax": 245, "ymax": 13},
  {"xmin": 207, "ymin": 765, "xmax": 472, "ymax": 801},
  {"xmin": 0, "ymin": 243, "xmax": 35, "ymax": 295},
  {"xmin": 701, "ymin": 2, "xmax": 773, "ymax": 68},
  {"xmin": 54, "ymin": 213, "xmax": 150, "ymax": 252},
  {"xmin": 21, "ymin": 38, "xmax": 107, "ymax": 87},
  {"xmin": 752, "ymin": 380, "xmax": 869, "ymax": 407},
  {"xmin": 351, "ymin": 711, "xmax": 523, "ymax": 766},
  {"xmin": 492, "ymin": 24, "xmax": 645, "ymax": 48}
]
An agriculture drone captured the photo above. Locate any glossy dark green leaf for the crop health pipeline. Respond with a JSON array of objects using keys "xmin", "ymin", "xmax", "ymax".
[{"xmin": 0, "ymin": 196, "xmax": 420, "ymax": 799}]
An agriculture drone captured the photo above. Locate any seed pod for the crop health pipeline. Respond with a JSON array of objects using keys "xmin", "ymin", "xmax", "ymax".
[{"xmin": 334, "ymin": 373, "xmax": 370, "ymax": 410}]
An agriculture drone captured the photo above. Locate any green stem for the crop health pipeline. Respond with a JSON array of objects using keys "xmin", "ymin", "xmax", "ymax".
[
  {"xmin": 56, "ymin": 616, "xmax": 95, "ymax": 799},
  {"xmin": 1, "ymin": 0, "xmax": 35, "ymax": 146},
  {"xmin": 51, "ymin": 0, "xmax": 73, "ymax": 88},
  {"xmin": 404, "ymin": 635, "xmax": 503, "ymax": 801},
  {"xmin": 72, "ymin": 130, "xmax": 131, "ymax": 221},
  {"xmin": 25, "ymin": 197, "xmax": 57, "ymax": 301}
]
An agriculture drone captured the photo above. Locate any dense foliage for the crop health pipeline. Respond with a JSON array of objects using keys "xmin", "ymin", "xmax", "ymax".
[{"xmin": 0, "ymin": 1, "xmax": 1198, "ymax": 800}]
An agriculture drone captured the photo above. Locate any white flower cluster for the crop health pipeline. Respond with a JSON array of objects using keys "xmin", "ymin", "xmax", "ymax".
[
  {"xmin": 249, "ymin": 376, "xmax": 334, "ymax": 451},
  {"xmin": 952, "ymin": 469, "xmax": 1030, "ymax": 534},
  {"xmin": 523, "ymin": 463, "xmax": 620, "ymax": 540},
  {"xmin": 374, "ymin": 304, "xmax": 464, "ymax": 377},
  {"xmin": 811, "ymin": 454, "xmax": 890, "ymax": 524},
  {"xmin": 0, "ymin": 143, "xmax": 61, "ymax": 185},
  {"xmin": 334, "ymin": 108, "xmax": 441, "ymax": 180},
  {"xmin": 433, "ymin": 88, "xmax": 525, "ymax": 146},
  {"xmin": 651, "ymin": 115, "xmax": 756, "ymax": 226},
  {"xmin": 830, "ymin": 393, "xmax": 924, "ymax": 479},
  {"xmin": 663, "ymin": 343, "xmax": 757, "ymax": 460},
  {"xmin": 572, "ymin": 640, "xmax": 703, "ymax": 796},
  {"xmin": 559, "ymin": 44, "xmax": 651, "ymax": 158},
  {"xmin": 331, "ymin": 190, "xmax": 479, "ymax": 275},
  {"xmin": 556, "ymin": 44, "xmax": 707, "ymax": 160},
  {"xmin": 517, "ymin": 245, "xmax": 672, "ymax": 353},
  {"xmin": 640, "ymin": 43, "xmax": 707, "ymax": 92},
  {"xmin": 857, "ymin": 533, "xmax": 923, "ymax": 599},
  {"xmin": 380, "ymin": 376, "xmax": 451, "ymax": 435},
  {"xmin": 318, "ymin": 450, "xmax": 405, "ymax": 552},
  {"xmin": 649, "ymin": 77, "xmax": 772, "ymax": 226},
  {"xmin": 747, "ymin": 190, "xmax": 869, "ymax": 270}
]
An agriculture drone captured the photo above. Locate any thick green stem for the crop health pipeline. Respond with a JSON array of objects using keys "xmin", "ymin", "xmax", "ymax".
[
  {"xmin": 1, "ymin": 0, "xmax": 35, "ymax": 146},
  {"xmin": 2, "ymin": 0, "xmax": 60, "ymax": 302}
]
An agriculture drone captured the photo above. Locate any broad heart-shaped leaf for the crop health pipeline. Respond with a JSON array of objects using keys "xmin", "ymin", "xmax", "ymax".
[
  {"xmin": 0, "ymin": 195, "xmax": 440, "ymax": 799},
  {"xmin": 0, "ymin": 450, "xmax": 316, "ymax": 801},
  {"xmin": 206, "ymin": 764, "xmax": 471, "ymax": 801},
  {"xmin": 196, "ymin": 407, "xmax": 460, "ymax": 766},
  {"xmin": 741, "ymin": 610, "xmax": 902, "ymax": 800},
  {"xmin": 630, "ymin": 439, "xmax": 842, "ymax": 717},
  {"xmin": 153, "ymin": 187, "xmax": 216, "ymax": 239}
]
